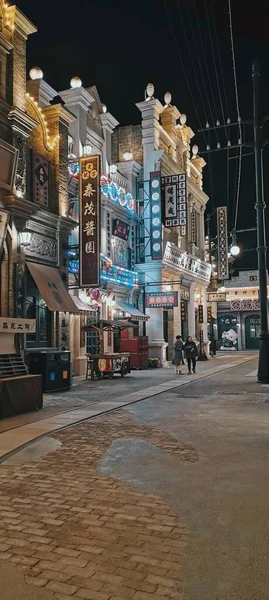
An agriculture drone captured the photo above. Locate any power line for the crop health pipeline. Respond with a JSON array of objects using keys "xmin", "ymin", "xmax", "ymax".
[
  {"xmin": 228, "ymin": 0, "xmax": 242, "ymax": 231},
  {"xmin": 204, "ymin": 0, "xmax": 228, "ymax": 137},
  {"xmin": 209, "ymin": 0, "xmax": 230, "ymax": 123}
]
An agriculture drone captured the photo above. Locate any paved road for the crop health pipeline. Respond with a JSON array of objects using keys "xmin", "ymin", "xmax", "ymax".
[{"xmin": 1, "ymin": 354, "xmax": 269, "ymax": 599}]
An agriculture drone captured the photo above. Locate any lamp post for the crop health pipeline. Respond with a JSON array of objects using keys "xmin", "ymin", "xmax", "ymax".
[{"xmin": 252, "ymin": 60, "xmax": 269, "ymax": 383}]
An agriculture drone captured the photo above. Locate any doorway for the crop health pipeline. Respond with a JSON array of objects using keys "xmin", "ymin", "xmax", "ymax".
[
  {"xmin": 25, "ymin": 269, "xmax": 51, "ymax": 348},
  {"xmin": 245, "ymin": 315, "xmax": 260, "ymax": 349}
]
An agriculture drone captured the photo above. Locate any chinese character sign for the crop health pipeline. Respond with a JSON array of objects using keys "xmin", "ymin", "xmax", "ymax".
[
  {"xmin": 198, "ymin": 304, "xmax": 204, "ymax": 324},
  {"xmin": 145, "ymin": 292, "xmax": 178, "ymax": 308},
  {"xmin": 113, "ymin": 219, "xmax": 130, "ymax": 241},
  {"xmin": 0, "ymin": 318, "xmax": 36, "ymax": 333},
  {"xmin": 150, "ymin": 172, "xmax": 162, "ymax": 260},
  {"xmin": 33, "ymin": 154, "xmax": 49, "ymax": 207},
  {"xmin": 79, "ymin": 155, "xmax": 100, "ymax": 287},
  {"xmin": 217, "ymin": 206, "xmax": 229, "ymax": 280},
  {"xmin": 162, "ymin": 173, "xmax": 187, "ymax": 233}
]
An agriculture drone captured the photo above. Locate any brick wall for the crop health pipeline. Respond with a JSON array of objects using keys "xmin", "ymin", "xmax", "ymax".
[
  {"xmin": 12, "ymin": 30, "xmax": 26, "ymax": 111},
  {"xmin": 112, "ymin": 125, "xmax": 143, "ymax": 165}
]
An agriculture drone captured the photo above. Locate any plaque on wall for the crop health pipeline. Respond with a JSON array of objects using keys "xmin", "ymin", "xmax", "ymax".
[{"xmin": 33, "ymin": 154, "xmax": 49, "ymax": 207}]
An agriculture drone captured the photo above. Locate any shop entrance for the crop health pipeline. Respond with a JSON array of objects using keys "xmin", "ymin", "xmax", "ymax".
[
  {"xmin": 245, "ymin": 315, "xmax": 260, "ymax": 349},
  {"xmin": 25, "ymin": 269, "xmax": 51, "ymax": 348}
]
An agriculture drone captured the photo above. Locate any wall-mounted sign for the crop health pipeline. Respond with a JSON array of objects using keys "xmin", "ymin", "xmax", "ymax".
[
  {"xmin": 111, "ymin": 236, "xmax": 128, "ymax": 268},
  {"xmin": 113, "ymin": 219, "xmax": 130, "ymax": 241},
  {"xmin": 230, "ymin": 299, "xmax": 260, "ymax": 312},
  {"xmin": 198, "ymin": 304, "xmax": 204, "ymax": 323},
  {"xmin": 79, "ymin": 155, "xmax": 100, "ymax": 287},
  {"xmin": 163, "ymin": 242, "xmax": 211, "ymax": 284},
  {"xmin": 207, "ymin": 306, "xmax": 212, "ymax": 321},
  {"xmin": 208, "ymin": 292, "xmax": 227, "ymax": 302},
  {"xmin": 0, "ymin": 208, "xmax": 9, "ymax": 255},
  {"xmin": 162, "ymin": 173, "xmax": 187, "ymax": 234},
  {"xmin": 180, "ymin": 287, "xmax": 190, "ymax": 300},
  {"xmin": 145, "ymin": 291, "xmax": 178, "ymax": 308},
  {"xmin": 181, "ymin": 301, "xmax": 187, "ymax": 321},
  {"xmin": 217, "ymin": 206, "xmax": 229, "ymax": 280},
  {"xmin": 150, "ymin": 171, "xmax": 162, "ymax": 260},
  {"xmin": 0, "ymin": 317, "xmax": 36, "ymax": 333},
  {"xmin": 33, "ymin": 154, "xmax": 49, "ymax": 207}
]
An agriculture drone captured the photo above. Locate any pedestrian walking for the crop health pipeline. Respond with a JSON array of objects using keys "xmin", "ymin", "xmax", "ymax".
[
  {"xmin": 184, "ymin": 336, "xmax": 198, "ymax": 374},
  {"xmin": 172, "ymin": 335, "xmax": 184, "ymax": 374}
]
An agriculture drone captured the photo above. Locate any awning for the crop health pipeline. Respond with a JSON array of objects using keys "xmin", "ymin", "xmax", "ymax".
[
  {"xmin": 81, "ymin": 320, "xmax": 137, "ymax": 332},
  {"xmin": 27, "ymin": 262, "xmax": 78, "ymax": 313},
  {"xmin": 70, "ymin": 294, "xmax": 95, "ymax": 313},
  {"xmin": 114, "ymin": 300, "xmax": 149, "ymax": 321}
]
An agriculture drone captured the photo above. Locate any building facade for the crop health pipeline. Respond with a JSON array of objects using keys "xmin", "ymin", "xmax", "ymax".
[
  {"xmin": 0, "ymin": 3, "xmax": 77, "ymax": 354},
  {"xmin": 112, "ymin": 87, "xmax": 211, "ymax": 363},
  {"xmin": 216, "ymin": 270, "xmax": 265, "ymax": 351}
]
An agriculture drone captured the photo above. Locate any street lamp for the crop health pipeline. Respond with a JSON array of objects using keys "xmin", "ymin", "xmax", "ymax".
[{"xmin": 230, "ymin": 244, "xmax": 240, "ymax": 257}]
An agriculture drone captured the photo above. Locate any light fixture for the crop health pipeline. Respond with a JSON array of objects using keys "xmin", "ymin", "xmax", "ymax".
[
  {"xmin": 29, "ymin": 67, "xmax": 43, "ymax": 80},
  {"xmin": 192, "ymin": 144, "xmax": 199, "ymax": 157},
  {"xmin": 227, "ymin": 117, "xmax": 231, "ymax": 124},
  {"xmin": 228, "ymin": 140, "xmax": 231, "ymax": 147},
  {"xmin": 206, "ymin": 144, "xmax": 210, "ymax": 151},
  {"xmin": 123, "ymin": 151, "xmax": 133, "ymax": 161},
  {"xmin": 164, "ymin": 91, "xmax": 172, "ymax": 106},
  {"xmin": 216, "ymin": 120, "xmax": 220, "ymax": 126},
  {"xmin": 206, "ymin": 121, "xmax": 210, "ymax": 128},
  {"xmin": 195, "ymin": 292, "xmax": 201, "ymax": 300},
  {"xmin": 70, "ymin": 76, "xmax": 82, "ymax": 89},
  {"xmin": 83, "ymin": 145, "xmax": 92, "ymax": 156},
  {"xmin": 109, "ymin": 164, "xmax": 118, "ymax": 175},
  {"xmin": 219, "ymin": 285, "xmax": 226, "ymax": 292},
  {"xmin": 165, "ymin": 284, "xmax": 172, "ymax": 292},
  {"xmin": 238, "ymin": 138, "xmax": 242, "ymax": 145},
  {"xmin": 146, "ymin": 83, "xmax": 154, "ymax": 100},
  {"xmin": 15, "ymin": 189, "xmax": 23, "ymax": 198},
  {"xmin": 230, "ymin": 244, "xmax": 240, "ymax": 257},
  {"xmin": 180, "ymin": 113, "xmax": 187, "ymax": 125},
  {"xmin": 102, "ymin": 104, "xmax": 107, "ymax": 113},
  {"xmin": 19, "ymin": 231, "xmax": 31, "ymax": 248},
  {"xmin": 217, "ymin": 142, "xmax": 221, "ymax": 149}
]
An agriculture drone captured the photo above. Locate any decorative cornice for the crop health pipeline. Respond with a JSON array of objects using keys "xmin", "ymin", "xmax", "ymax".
[
  {"xmin": 136, "ymin": 99, "xmax": 163, "ymax": 117},
  {"xmin": 100, "ymin": 112, "xmax": 119, "ymax": 133},
  {"xmin": 43, "ymin": 104, "xmax": 75, "ymax": 127},
  {"xmin": 8, "ymin": 106, "xmax": 38, "ymax": 137},
  {"xmin": 60, "ymin": 87, "xmax": 95, "ymax": 111},
  {"xmin": 4, "ymin": 195, "xmax": 78, "ymax": 234},
  {"xmin": 117, "ymin": 160, "xmax": 142, "ymax": 179},
  {"xmin": 187, "ymin": 178, "xmax": 209, "ymax": 206},
  {"xmin": 0, "ymin": 31, "xmax": 13, "ymax": 51},
  {"xmin": 26, "ymin": 79, "xmax": 57, "ymax": 107},
  {"xmin": 12, "ymin": 7, "xmax": 37, "ymax": 38}
]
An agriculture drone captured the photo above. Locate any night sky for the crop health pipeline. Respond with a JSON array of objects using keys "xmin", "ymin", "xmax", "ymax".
[{"xmin": 16, "ymin": 0, "xmax": 269, "ymax": 269}]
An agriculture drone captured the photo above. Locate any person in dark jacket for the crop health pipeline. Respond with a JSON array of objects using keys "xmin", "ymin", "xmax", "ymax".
[
  {"xmin": 173, "ymin": 335, "xmax": 184, "ymax": 374},
  {"xmin": 184, "ymin": 336, "xmax": 198, "ymax": 374}
]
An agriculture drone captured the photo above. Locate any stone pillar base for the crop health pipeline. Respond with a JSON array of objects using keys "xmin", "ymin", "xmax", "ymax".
[
  {"xmin": 148, "ymin": 339, "xmax": 168, "ymax": 367},
  {"xmin": 74, "ymin": 356, "xmax": 87, "ymax": 377}
]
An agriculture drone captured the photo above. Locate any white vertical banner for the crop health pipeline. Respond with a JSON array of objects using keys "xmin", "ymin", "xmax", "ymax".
[{"xmin": 217, "ymin": 206, "xmax": 229, "ymax": 280}]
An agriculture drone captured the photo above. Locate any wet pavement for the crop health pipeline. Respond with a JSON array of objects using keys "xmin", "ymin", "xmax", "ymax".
[{"xmin": 1, "ymin": 354, "xmax": 269, "ymax": 599}]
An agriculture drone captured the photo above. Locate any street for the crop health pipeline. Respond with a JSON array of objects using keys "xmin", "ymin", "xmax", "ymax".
[{"xmin": 0, "ymin": 354, "xmax": 269, "ymax": 599}]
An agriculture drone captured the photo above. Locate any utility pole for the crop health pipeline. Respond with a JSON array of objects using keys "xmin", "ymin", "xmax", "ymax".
[{"xmin": 252, "ymin": 60, "xmax": 269, "ymax": 383}]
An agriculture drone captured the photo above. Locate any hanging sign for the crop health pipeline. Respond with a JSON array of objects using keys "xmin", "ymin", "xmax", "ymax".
[
  {"xmin": 207, "ymin": 306, "xmax": 212, "ymax": 321},
  {"xmin": 208, "ymin": 291, "xmax": 226, "ymax": 302},
  {"xmin": 79, "ymin": 155, "xmax": 101, "ymax": 287},
  {"xmin": 163, "ymin": 242, "xmax": 211, "ymax": 283},
  {"xmin": 181, "ymin": 301, "xmax": 186, "ymax": 322},
  {"xmin": 198, "ymin": 304, "xmax": 204, "ymax": 323},
  {"xmin": 150, "ymin": 171, "xmax": 162, "ymax": 260},
  {"xmin": 0, "ymin": 208, "xmax": 9, "ymax": 256},
  {"xmin": 230, "ymin": 299, "xmax": 260, "ymax": 312},
  {"xmin": 145, "ymin": 291, "xmax": 178, "ymax": 308},
  {"xmin": 113, "ymin": 219, "xmax": 130, "ymax": 241},
  {"xmin": 217, "ymin": 207, "xmax": 229, "ymax": 280},
  {"xmin": 33, "ymin": 154, "xmax": 49, "ymax": 207},
  {"xmin": 162, "ymin": 173, "xmax": 187, "ymax": 234}
]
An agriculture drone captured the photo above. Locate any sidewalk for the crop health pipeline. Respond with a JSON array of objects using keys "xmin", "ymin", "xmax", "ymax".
[{"xmin": 0, "ymin": 352, "xmax": 257, "ymax": 461}]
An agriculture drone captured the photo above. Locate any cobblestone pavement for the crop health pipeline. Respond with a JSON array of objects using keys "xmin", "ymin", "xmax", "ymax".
[{"xmin": 0, "ymin": 411, "xmax": 195, "ymax": 600}]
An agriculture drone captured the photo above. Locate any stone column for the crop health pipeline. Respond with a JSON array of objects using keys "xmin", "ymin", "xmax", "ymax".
[
  {"xmin": 201, "ymin": 285, "xmax": 210, "ymax": 356},
  {"xmin": 173, "ymin": 283, "xmax": 182, "ymax": 339}
]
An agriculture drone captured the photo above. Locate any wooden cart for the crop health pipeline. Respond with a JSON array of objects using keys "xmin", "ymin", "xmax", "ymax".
[{"xmin": 81, "ymin": 319, "xmax": 134, "ymax": 380}]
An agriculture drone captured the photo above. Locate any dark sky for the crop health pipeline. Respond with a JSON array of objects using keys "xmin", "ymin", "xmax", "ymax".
[{"xmin": 16, "ymin": 0, "xmax": 269, "ymax": 268}]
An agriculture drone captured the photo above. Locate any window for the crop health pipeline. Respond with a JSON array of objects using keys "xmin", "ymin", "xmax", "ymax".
[{"xmin": 25, "ymin": 270, "xmax": 51, "ymax": 348}]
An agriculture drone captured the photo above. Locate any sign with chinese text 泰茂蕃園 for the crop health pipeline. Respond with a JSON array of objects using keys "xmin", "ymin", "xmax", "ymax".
[
  {"xmin": 0, "ymin": 318, "xmax": 36, "ymax": 334},
  {"xmin": 33, "ymin": 154, "xmax": 49, "ymax": 207},
  {"xmin": 150, "ymin": 172, "xmax": 162, "ymax": 260},
  {"xmin": 79, "ymin": 155, "xmax": 100, "ymax": 287},
  {"xmin": 0, "ymin": 208, "xmax": 9, "ymax": 256},
  {"xmin": 162, "ymin": 173, "xmax": 187, "ymax": 234},
  {"xmin": 145, "ymin": 291, "xmax": 178, "ymax": 308},
  {"xmin": 217, "ymin": 206, "xmax": 229, "ymax": 280}
]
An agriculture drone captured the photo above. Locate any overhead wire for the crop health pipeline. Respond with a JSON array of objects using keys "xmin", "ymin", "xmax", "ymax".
[
  {"xmin": 228, "ymin": 0, "xmax": 242, "ymax": 231},
  {"xmin": 209, "ymin": 0, "xmax": 230, "ymax": 122}
]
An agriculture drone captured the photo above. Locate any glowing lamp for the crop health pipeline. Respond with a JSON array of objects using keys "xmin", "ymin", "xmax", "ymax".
[
  {"xmin": 146, "ymin": 83, "xmax": 154, "ymax": 99},
  {"xmin": 102, "ymin": 104, "xmax": 107, "ymax": 114},
  {"xmin": 109, "ymin": 164, "xmax": 118, "ymax": 174},
  {"xmin": 83, "ymin": 145, "xmax": 92, "ymax": 156},
  {"xmin": 29, "ymin": 67, "xmax": 43, "ymax": 80},
  {"xmin": 230, "ymin": 244, "xmax": 240, "ymax": 257},
  {"xmin": 165, "ymin": 284, "xmax": 172, "ymax": 292},
  {"xmin": 19, "ymin": 231, "xmax": 31, "ymax": 247},
  {"xmin": 192, "ymin": 144, "xmax": 199, "ymax": 157},
  {"xmin": 219, "ymin": 286, "xmax": 226, "ymax": 292},
  {"xmin": 123, "ymin": 151, "xmax": 133, "ymax": 161},
  {"xmin": 70, "ymin": 76, "xmax": 82, "ymax": 89},
  {"xmin": 180, "ymin": 113, "xmax": 187, "ymax": 125},
  {"xmin": 164, "ymin": 92, "xmax": 172, "ymax": 106}
]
